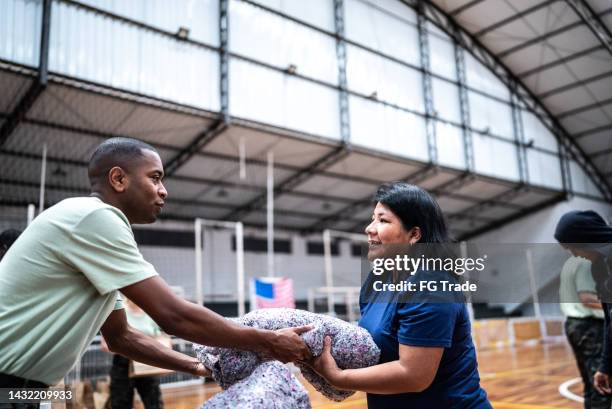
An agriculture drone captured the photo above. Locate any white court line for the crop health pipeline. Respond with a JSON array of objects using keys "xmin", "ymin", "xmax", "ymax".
[{"xmin": 559, "ymin": 377, "xmax": 583, "ymax": 403}]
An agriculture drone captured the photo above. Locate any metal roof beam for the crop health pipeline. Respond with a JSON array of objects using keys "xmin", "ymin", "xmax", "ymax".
[
  {"xmin": 537, "ymin": 69, "xmax": 612, "ymax": 99},
  {"xmin": 474, "ymin": 0, "xmax": 559, "ymax": 38},
  {"xmin": 222, "ymin": 145, "xmax": 350, "ymax": 221},
  {"xmin": 0, "ymin": 148, "xmax": 359, "ymax": 205},
  {"xmin": 0, "ymin": 0, "xmax": 51, "ymax": 147},
  {"xmin": 497, "ymin": 21, "xmax": 583, "ymax": 59},
  {"xmin": 402, "ymin": 0, "xmax": 612, "ymax": 201},
  {"xmin": 450, "ymin": 0, "xmax": 486, "ymax": 16},
  {"xmin": 163, "ymin": 120, "xmax": 228, "ymax": 176},
  {"xmin": 591, "ymin": 147, "xmax": 612, "ymax": 159},
  {"xmin": 566, "ymin": 0, "xmax": 612, "ymax": 58},
  {"xmin": 0, "ymin": 177, "xmax": 362, "ymax": 222},
  {"xmin": 302, "ymin": 165, "xmax": 438, "ymax": 233},
  {"xmin": 556, "ymin": 96, "xmax": 612, "ymax": 119},
  {"xmin": 575, "ymin": 124, "xmax": 612, "ymax": 138},
  {"xmin": 13, "ymin": 117, "xmax": 383, "ymax": 185},
  {"xmin": 517, "ymin": 45, "xmax": 603, "ymax": 78},
  {"xmin": 458, "ymin": 193, "xmax": 567, "ymax": 240}
]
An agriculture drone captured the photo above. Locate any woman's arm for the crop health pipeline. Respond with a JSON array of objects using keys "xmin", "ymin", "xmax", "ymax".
[{"xmin": 310, "ymin": 336, "xmax": 443, "ymax": 394}]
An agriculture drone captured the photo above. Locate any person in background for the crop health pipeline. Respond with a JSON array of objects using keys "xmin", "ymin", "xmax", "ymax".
[
  {"xmin": 555, "ymin": 210, "xmax": 612, "ymax": 403},
  {"xmin": 103, "ymin": 298, "xmax": 167, "ymax": 409},
  {"xmin": 558, "ymin": 253, "xmax": 609, "ymax": 409},
  {"xmin": 0, "ymin": 229, "xmax": 21, "ymax": 262}
]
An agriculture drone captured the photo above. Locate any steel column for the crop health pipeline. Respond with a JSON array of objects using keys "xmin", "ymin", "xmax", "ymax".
[
  {"xmin": 453, "ymin": 33, "xmax": 474, "ymax": 171},
  {"xmin": 220, "ymin": 0, "xmax": 230, "ymax": 123},
  {"xmin": 333, "ymin": 0, "xmax": 351, "ymax": 143},
  {"xmin": 510, "ymin": 83, "xmax": 529, "ymax": 183},
  {"xmin": 417, "ymin": 0, "xmax": 438, "ymax": 164}
]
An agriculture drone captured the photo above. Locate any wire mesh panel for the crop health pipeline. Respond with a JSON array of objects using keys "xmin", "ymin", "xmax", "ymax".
[
  {"xmin": 64, "ymin": 337, "xmax": 201, "ymax": 385},
  {"xmin": 0, "ymin": 205, "xmax": 30, "ymax": 232}
]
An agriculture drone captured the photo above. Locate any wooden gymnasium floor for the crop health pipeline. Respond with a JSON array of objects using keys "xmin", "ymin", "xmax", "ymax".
[{"xmin": 152, "ymin": 341, "xmax": 584, "ymax": 409}]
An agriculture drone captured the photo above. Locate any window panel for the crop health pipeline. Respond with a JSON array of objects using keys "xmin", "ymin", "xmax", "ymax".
[
  {"xmin": 345, "ymin": 0, "xmax": 419, "ymax": 65},
  {"xmin": 251, "ymin": 0, "xmax": 334, "ymax": 32},
  {"xmin": 527, "ymin": 149, "xmax": 562, "ymax": 189},
  {"xmin": 465, "ymin": 52, "xmax": 510, "ymax": 101},
  {"xmin": 363, "ymin": 0, "xmax": 418, "ymax": 23},
  {"xmin": 436, "ymin": 122, "xmax": 465, "ymax": 170},
  {"xmin": 521, "ymin": 110, "xmax": 559, "ymax": 153},
  {"xmin": 50, "ymin": 2, "xmax": 219, "ymax": 110},
  {"xmin": 569, "ymin": 160, "xmax": 603, "ymax": 197},
  {"xmin": 473, "ymin": 134, "xmax": 519, "ymax": 181},
  {"xmin": 347, "ymin": 45, "xmax": 424, "ymax": 113},
  {"xmin": 432, "ymin": 78, "xmax": 461, "ymax": 123},
  {"xmin": 0, "ymin": 0, "xmax": 42, "ymax": 67},
  {"xmin": 469, "ymin": 92, "xmax": 514, "ymax": 140},
  {"xmin": 427, "ymin": 23, "xmax": 456, "ymax": 81},
  {"xmin": 230, "ymin": 0, "xmax": 338, "ymax": 85},
  {"xmin": 77, "ymin": 0, "xmax": 219, "ymax": 45},
  {"xmin": 349, "ymin": 96, "xmax": 428, "ymax": 161},
  {"xmin": 230, "ymin": 59, "xmax": 340, "ymax": 139}
]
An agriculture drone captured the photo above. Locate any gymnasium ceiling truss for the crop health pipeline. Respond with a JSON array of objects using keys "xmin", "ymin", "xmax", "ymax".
[
  {"xmin": 0, "ymin": 0, "xmax": 51, "ymax": 148},
  {"xmin": 426, "ymin": 0, "xmax": 612, "ymax": 198},
  {"xmin": 0, "ymin": 0, "xmax": 610, "ymax": 240}
]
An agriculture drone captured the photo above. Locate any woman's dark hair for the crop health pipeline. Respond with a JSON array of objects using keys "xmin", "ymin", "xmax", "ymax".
[{"xmin": 373, "ymin": 182, "xmax": 450, "ymax": 244}]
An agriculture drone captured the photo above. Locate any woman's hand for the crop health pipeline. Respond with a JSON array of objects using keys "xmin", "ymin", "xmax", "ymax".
[{"xmin": 308, "ymin": 336, "xmax": 345, "ymax": 387}]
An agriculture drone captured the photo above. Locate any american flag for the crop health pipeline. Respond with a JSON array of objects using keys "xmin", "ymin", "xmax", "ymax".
[{"xmin": 251, "ymin": 277, "xmax": 295, "ymax": 309}]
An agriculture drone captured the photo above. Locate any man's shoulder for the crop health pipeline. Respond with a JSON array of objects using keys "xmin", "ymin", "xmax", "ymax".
[
  {"xmin": 562, "ymin": 256, "xmax": 591, "ymax": 274},
  {"xmin": 48, "ymin": 197, "xmax": 129, "ymax": 230}
]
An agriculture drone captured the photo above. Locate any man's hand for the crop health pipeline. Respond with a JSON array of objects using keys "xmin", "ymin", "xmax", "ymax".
[
  {"xmin": 264, "ymin": 325, "xmax": 313, "ymax": 363},
  {"xmin": 307, "ymin": 336, "xmax": 344, "ymax": 387},
  {"xmin": 594, "ymin": 371, "xmax": 612, "ymax": 395},
  {"xmin": 192, "ymin": 362, "xmax": 211, "ymax": 378}
]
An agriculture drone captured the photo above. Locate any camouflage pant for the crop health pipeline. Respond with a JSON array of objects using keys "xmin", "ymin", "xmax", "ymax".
[
  {"xmin": 110, "ymin": 355, "xmax": 163, "ymax": 409},
  {"xmin": 566, "ymin": 317, "xmax": 611, "ymax": 409}
]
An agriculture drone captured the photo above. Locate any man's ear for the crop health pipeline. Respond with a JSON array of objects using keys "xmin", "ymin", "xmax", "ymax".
[
  {"xmin": 108, "ymin": 166, "xmax": 129, "ymax": 193},
  {"xmin": 408, "ymin": 226, "xmax": 421, "ymax": 244}
]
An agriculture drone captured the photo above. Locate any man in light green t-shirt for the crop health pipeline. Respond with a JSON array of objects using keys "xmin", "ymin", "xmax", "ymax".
[
  {"xmin": 0, "ymin": 137, "xmax": 311, "ymax": 389},
  {"xmin": 559, "ymin": 255, "xmax": 609, "ymax": 409}
]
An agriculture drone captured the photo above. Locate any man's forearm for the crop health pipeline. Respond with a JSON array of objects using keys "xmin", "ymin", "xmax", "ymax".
[
  {"xmin": 163, "ymin": 300, "xmax": 273, "ymax": 352},
  {"xmin": 113, "ymin": 329, "xmax": 205, "ymax": 376}
]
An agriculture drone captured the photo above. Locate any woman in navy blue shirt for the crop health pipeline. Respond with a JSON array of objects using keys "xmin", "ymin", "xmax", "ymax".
[{"xmin": 310, "ymin": 182, "xmax": 491, "ymax": 409}]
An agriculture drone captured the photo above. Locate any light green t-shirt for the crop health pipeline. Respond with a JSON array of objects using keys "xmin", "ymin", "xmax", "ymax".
[
  {"xmin": 559, "ymin": 256, "xmax": 604, "ymax": 319},
  {"xmin": 0, "ymin": 197, "xmax": 158, "ymax": 385},
  {"xmin": 126, "ymin": 308, "xmax": 161, "ymax": 337}
]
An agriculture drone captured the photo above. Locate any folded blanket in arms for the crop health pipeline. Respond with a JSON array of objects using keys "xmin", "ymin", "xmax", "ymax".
[{"xmin": 194, "ymin": 308, "xmax": 380, "ymax": 408}]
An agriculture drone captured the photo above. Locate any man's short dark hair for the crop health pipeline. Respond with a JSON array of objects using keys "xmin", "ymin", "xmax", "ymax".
[
  {"xmin": 0, "ymin": 229, "xmax": 21, "ymax": 250},
  {"xmin": 88, "ymin": 137, "xmax": 158, "ymax": 185}
]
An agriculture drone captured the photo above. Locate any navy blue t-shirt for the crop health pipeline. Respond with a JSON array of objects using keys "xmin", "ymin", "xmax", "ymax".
[{"xmin": 358, "ymin": 271, "xmax": 491, "ymax": 409}]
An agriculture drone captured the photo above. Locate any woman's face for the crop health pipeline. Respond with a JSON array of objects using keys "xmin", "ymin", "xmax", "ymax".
[{"xmin": 365, "ymin": 202, "xmax": 418, "ymax": 260}]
